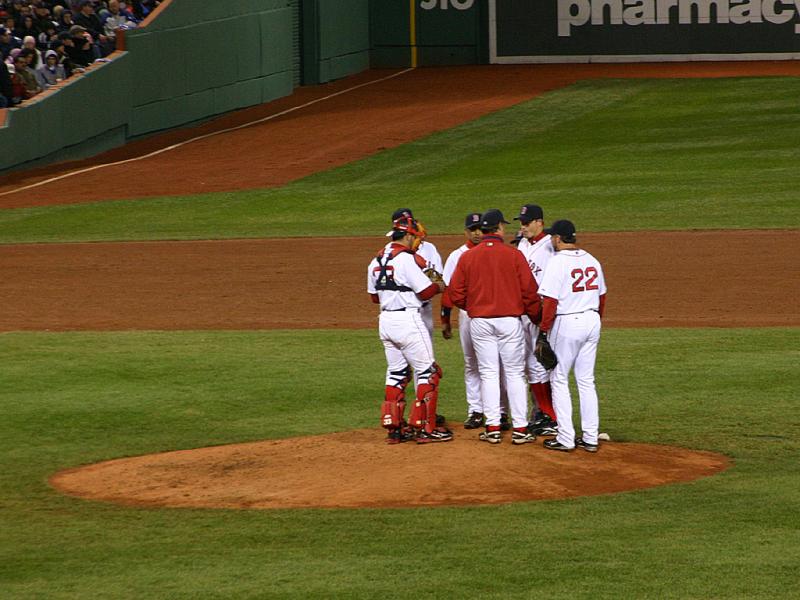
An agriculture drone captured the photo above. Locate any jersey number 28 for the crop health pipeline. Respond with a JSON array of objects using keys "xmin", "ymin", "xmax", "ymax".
[{"xmin": 571, "ymin": 267, "xmax": 599, "ymax": 292}]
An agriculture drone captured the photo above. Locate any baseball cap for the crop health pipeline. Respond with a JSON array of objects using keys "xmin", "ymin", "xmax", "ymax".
[
  {"xmin": 69, "ymin": 25, "xmax": 87, "ymax": 35},
  {"xmin": 391, "ymin": 208, "xmax": 413, "ymax": 221},
  {"xmin": 480, "ymin": 209, "xmax": 510, "ymax": 229},
  {"xmin": 514, "ymin": 204, "xmax": 544, "ymax": 223},
  {"xmin": 545, "ymin": 219, "xmax": 577, "ymax": 239},
  {"xmin": 464, "ymin": 212, "xmax": 482, "ymax": 229}
]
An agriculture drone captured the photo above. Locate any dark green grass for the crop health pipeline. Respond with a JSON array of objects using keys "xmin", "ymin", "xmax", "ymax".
[
  {"xmin": 2, "ymin": 76, "xmax": 800, "ymax": 244},
  {"xmin": 1, "ymin": 328, "xmax": 798, "ymax": 598}
]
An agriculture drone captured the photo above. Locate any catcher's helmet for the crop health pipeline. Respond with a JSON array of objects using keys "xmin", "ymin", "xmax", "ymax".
[{"xmin": 390, "ymin": 216, "xmax": 422, "ymax": 237}]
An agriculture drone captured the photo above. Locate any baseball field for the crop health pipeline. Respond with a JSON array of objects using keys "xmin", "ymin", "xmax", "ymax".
[{"xmin": 1, "ymin": 64, "xmax": 799, "ymax": 598}]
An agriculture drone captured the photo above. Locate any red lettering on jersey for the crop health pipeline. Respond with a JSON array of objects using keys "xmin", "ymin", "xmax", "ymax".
[{"xmin": 571, "ymin": 267, "xmax": 599, "ymax": 293}]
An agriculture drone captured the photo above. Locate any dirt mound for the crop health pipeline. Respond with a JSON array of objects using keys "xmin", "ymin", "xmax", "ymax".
[{"xmin": 51, "ymin": 425, "xmax": 729, "ymax": 509}]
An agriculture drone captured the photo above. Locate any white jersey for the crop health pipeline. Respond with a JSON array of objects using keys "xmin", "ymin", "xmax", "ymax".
[
  {"xmin": 417, "ymin": 240, "xmax": 443, "ymax": 274},
  {"xmin": 368, "ymin": 246, "xmax": 433, "ymax": 311},
  {"xmin": 538, "ymin": 249, "xmax": 607, "ymax": 315},
  {"xmin": 442, "ymin": 243, "xmax": 471, "ymax": 286},
  {"xmin": 517, "ymin": 234, "xmax": 555, "ymax": 285}
]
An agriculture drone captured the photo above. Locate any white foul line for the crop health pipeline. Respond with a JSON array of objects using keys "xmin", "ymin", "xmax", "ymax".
[{"xmin": 0, "ymin": 68, "xmax": 415, "ymax": 199}]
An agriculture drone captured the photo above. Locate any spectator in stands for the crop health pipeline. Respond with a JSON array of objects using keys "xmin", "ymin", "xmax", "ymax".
[
  {"xmin": 36, "ymin": 48, "xmax": 64, "ymax": 86},
  {"xmin": 14, "ymin": 13, "xmax": 36, "ymax": 39},
  {"xmin": 51, "ymin": 37, "xmax": 75, "ymax": 77},
  {"xmin": 33, "ymin": 4, "xmax": 53, "ymax": 32},
  {"xmin": 11, "ymin": 51, "xmax": 41, "ymax": 99},
  {"xmin": 0, "ymin": 24, "xmax": 20, "ymax": 58},
  {"xmin": 58, "ymin": 9, "xmax": 75, "ymax": 32},
  {"xmin": 104, "ymin": 0, "xmax": 134, "ymax": 40},
  {"xmin": 21, "ymin": 34, "xmax": 40, "ymax": 67},
  {"xmin": 37, "ymin": 20, "xmax": 57, "ymax": 50},
  {"xmin": 64, "ymin": 24, "xmax": 93, "ymax": 66},
  {"xmin": 0, "ymin": 52, "xmax": 13, "ymax": 107},
  {"xmin": 74, "ymin": 0, "xmax": 110, "ymax": 55}
]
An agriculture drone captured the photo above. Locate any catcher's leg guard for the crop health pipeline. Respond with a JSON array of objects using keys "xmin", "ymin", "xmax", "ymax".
[
  {"xmin": 531, "ymin": 382, "xmax": 556, "ymax": 421},
  {"xmin": 381, "ymin": 386, "xmax": 405, "ymax": 430},
  {"xmin": 414, "ymin": 363, "xmax": 443, "ymax": 433}
]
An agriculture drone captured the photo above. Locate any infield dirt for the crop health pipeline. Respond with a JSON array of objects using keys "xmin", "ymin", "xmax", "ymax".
[{"xmin": 7, "ymin": 63, "xmax": 797, "ymax": 509}]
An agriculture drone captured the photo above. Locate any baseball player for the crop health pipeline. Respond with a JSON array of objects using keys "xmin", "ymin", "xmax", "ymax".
[
  {"xmin": 389, "ymin": 208, "xmax": 444, "ymax": 339},
  {"xmin": 448, "ymin": 209, "xmax": 541, "ymax": 445},
  {"xmin": 368, "ymin": 216, "xmax": 454, "ymax": 444},
  {"xmin": 441, "ymin": 212, "xmax": 485, "ymax": 427},
  {"xmin": 537, "ymin": 220, "xmax": 607, "ymax": 452},
  {"xmin": 513, "ymin": 204, "xmax": 558, "ymax": 436}
]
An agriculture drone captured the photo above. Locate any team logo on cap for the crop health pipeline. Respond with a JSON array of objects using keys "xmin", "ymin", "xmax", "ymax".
[
  {"xmin": 471, "ymin": 214, "xmax": 479, "ymax": 222},
  {"xmin": 521, "ymin": 206, "xmax": 528, "ymax": 215}
]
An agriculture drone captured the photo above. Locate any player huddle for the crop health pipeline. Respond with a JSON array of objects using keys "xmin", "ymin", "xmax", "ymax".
[{"xmin": 367, "ymin": 206, "xmax": 607, "ymax": 452}]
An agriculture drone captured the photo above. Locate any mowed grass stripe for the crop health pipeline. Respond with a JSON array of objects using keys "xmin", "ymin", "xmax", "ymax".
[
  {"xmin": 1, "ymin": 77, "xmax": 799, "ymax": 244},
  {"xmin": 0, "ymin": 328, "xmax": 798, "ymax": 598}
]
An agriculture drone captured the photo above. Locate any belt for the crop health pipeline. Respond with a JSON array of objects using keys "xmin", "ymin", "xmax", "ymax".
[
  {"xmin": 382, "ymin": 307, "xmax": 419, "ymax": 312},
  {"xmin": 556, "ymin": 309, "xmax": 599, "ymax": 316}
]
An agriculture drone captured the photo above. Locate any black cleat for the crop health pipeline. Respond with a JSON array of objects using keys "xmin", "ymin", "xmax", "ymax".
[
  {"xmin": 575, "ymin": 437, "xmax": 599, "ymax": 453},
  {"xmin": 543, "ymin": 439, "xmax": 574, "ymax": 452},
  {"xmin": 463, "ymin": 412, "xmax": 485, "ymax": 429},
  {"xmin": 435, "ymin": 414, "xmax": 447, "ymax": 427},
  {"xmin": 416, "ymin": 427, "xmax": 454, "ymax": 444},
  {"xmin": 499, "ymin": 413, "xmax": 511, "ymax": 431},
  {"xmin": 529, "ymin": 414, "xmax": 557, "ymax": 436}
]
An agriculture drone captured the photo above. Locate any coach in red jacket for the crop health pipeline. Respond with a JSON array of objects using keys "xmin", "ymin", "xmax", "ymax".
[{"xmin": 448, "ymin": 209, "xmax": 541, "ymax": 445}]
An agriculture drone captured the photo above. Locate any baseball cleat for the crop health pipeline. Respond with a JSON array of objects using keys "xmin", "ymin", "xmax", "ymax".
[
  {"xmin": 435, "ymin": 414, "xmax": 447, "ymax": 427},
  {"xmin": 529, "ymin": 414, "xmax": 558, "ymax": 436},
  {"xmin": 463, "ymin": 412, "xmax": 485, "ymax": 429},
  {"xmin": 385, "ymin": 428, "xmax": 412, "ymax": 444},
  {"xmin": 479, "ymin": 430, "xmax": 502, "ymax": 444},
  {"xmin": 543, "ymin": 439, "xmax": 574, "ymax": 452},
  {"xmin": 416, "ymin": 427, "xmax": 453, "ymax": 444},
  {"xmin": 512, "ymin": 430, "xmax": 536, "ymax": 445},
  {"xmin": 575, "ymin": 437, "xmax": 599, "ymax": 453},
  {"xmin": 499, "ymin": 413, "xmax": 511, "ymax": 431}
]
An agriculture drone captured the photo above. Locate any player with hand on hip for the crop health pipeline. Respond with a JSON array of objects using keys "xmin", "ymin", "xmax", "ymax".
[
  {"xmin": 368, "ymin": 216, "xmax": 454, "ymax": 444},
  {"xmin": 513, "ymin": 204, "xmax": 558, "ymax": 436},
  {"xmin": 448, "ymin": 209, "xmax": 541, "ymax": 445},
  {"xmin": 441, "ymin": 212, "xmax": 486, "ymax": 428},
  {"xmin": 537, "ymin": 220, "xmax": 607, "ymax": 453}
]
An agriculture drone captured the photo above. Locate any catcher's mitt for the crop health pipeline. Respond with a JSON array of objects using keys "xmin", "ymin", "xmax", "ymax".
[
  {"xmin": 423, "ymin": 268, "xmax": 444, "ymax": 285},
  {"xmin": 534, "ymin": 331, "xmax": 558, "ymax": 370}
]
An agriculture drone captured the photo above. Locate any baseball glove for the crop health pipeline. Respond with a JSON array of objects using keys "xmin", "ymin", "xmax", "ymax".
[
  {"xmin": 534, "ymin": 331, "xmax": 558, "ymax": 370},
  {"xmin": 423, "ymin": 268, "xmax": 444, "ymax": 285}
]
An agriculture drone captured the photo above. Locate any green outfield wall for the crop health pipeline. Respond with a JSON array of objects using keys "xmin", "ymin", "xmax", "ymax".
[
  {"xmin": 371, "ymin": 0, "xmax": 487, "ymax": 67},
  {"xmin": 303, "ymin": 0, "xmax": 371, "ymax": 84}
]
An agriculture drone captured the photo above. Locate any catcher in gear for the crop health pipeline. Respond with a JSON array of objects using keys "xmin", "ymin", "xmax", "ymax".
[{"xmin": 368, "ymin": 216, "xmax": 454, "ymax": 444}]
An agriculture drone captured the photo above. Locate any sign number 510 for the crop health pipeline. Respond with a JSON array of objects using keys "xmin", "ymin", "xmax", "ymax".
[{"xmin": 420, "ymin": 0, "xmax": 475, "ymax": 9}]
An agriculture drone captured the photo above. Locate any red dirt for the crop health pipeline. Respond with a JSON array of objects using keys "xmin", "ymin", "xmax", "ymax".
[
  {"xmin": 4, "ymin": 62, "xmax": 800, "ymax": 208},
  {"xmin": 11, "ymin": 61, "xmax": 796, "ymax": 509},
  {"xmin": 50, "ymin": 425, "xmax": 730, "ymax": 509},
  {"xmin": 2, "ymin": 230, "xmax": 797, "ymax": 332}
]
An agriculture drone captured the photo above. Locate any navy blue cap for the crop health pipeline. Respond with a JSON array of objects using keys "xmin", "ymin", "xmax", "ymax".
[
  {"xmin": 480, "ymin": 209, "xmax": 510, "ymax": 229},
  {"xmin": 464, "ymin": 212, "xmax": 482, "ymax": 229},
  {"xmin": 514, "ymin": 204, "xmax": 544, "ymax": 222},
  {"xmin": 545, "ymin": 219, "xmax": 576, "ymax": 239}
]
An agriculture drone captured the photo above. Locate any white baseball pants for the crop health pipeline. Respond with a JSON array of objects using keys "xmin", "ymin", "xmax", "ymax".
[
  {"xmin": 549, "ymin": 311, "xmax": 602, "ymax": 447},
  {"xmin": 469, "ymin": 316, "xmax": 527, "ymax": 428},
  {"xmin": 379, "ymin": 310, "xmax": 436, "ymax": 385},
  {"xmin": 522, "ymin": 315, "xmax": 550, "ymax": 384},
  {"xmin": 458, "ymin": 309, "xmax": 483, "ymax": 416}
]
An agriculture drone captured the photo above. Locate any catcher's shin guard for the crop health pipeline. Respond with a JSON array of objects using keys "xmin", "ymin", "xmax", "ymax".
[
  {"xmin": 381, "ymin": 386, "xmax": 405, "ymax": 430},
  {"xmin": 530, "ymin": 382, "xmax": 556, "ymax": 421},
  {"xmin": 414, "ymin": 362, "xmax": 443, "ymax": 433}
]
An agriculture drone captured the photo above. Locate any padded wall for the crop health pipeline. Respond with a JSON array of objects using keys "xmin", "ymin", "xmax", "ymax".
[
  {"xmin": 302, "ymin": 0, "xmax": 370, "ymax": 84},
  {"xmin": 0, "ymin": 0, "xmax": 297, "ymax": 172}
]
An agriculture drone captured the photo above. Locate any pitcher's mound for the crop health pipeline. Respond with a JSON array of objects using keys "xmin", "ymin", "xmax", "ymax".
[{"xmin": 51, "ymin": 426, "xmax": 730, "ymax": 509}]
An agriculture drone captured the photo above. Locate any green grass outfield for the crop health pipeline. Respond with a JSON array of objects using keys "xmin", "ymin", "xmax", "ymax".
[
  {"xmin": 0, "ymin": 328, "xmax": 798, "ymax": 599},
  {"xmin": 2, "ymin": 76, "xmax": 800, "ymax": 244}
]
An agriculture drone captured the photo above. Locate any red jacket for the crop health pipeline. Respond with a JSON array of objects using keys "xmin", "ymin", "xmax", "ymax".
[{"xmin": 449, "ymin": 234, "xmax": 541, "ymax": 320}]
